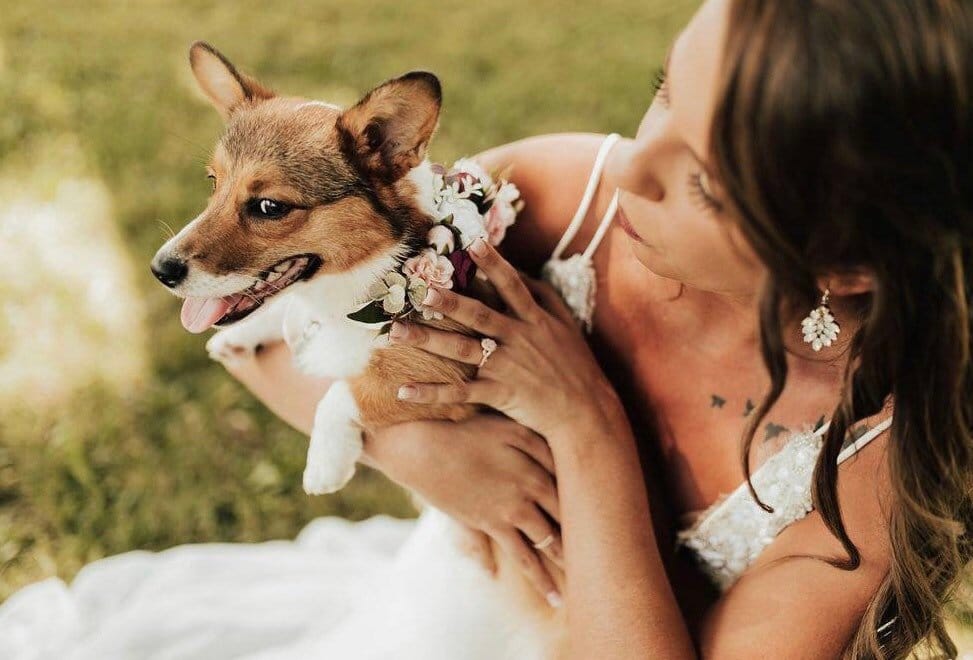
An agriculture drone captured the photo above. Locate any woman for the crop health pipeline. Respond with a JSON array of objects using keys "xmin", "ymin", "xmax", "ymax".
[
  {"xmin": 230, "ymin": 0, "xmax": 973, "ymax": 656},
  {"xmin": 3, "ymin": 0, "xmax": 971, "ymax": 657}
]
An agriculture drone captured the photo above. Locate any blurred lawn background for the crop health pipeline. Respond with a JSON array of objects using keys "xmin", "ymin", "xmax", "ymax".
[{"xmin": 1, "ymin": 0, "xmax": 970, "ymax": 653}]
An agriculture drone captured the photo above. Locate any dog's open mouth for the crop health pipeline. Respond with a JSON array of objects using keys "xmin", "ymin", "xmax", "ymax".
[{"xmin": 180, "ymin": 254, "xmax": 322, "ymax": 333}]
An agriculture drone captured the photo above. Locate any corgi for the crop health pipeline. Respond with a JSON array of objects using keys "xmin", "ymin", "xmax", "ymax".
[{"xmin": 150, "ymin": 42, "xmax": 563, "ymax": 658}]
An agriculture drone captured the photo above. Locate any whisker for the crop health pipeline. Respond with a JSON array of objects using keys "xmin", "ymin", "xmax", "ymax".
[{"xmin": 156, "ymin": 219, "xmax": 177, "ymax": 240}]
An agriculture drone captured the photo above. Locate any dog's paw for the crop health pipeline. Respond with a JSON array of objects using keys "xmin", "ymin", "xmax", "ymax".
[
  {"xmin": 302, "ymin": 456, "xmax": 357, "ymax": 495},
  {"xmin": 206, "ymin": 329, "xmax": 260, "ymax": 364},
  {"xmin": 302, "ymin": 424, "xmax": 363, "ymax": 495}
]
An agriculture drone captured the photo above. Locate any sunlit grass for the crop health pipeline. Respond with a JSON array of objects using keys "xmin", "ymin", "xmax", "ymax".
[
  {"xmin": 0, "ymin": 0, "xmax": 696, "ymax": 603},
  {"xmin": 2, "ymin": 0, "xmax": 968, "ymax": 653}
]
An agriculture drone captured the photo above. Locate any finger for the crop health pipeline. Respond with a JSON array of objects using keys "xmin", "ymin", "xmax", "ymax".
[
  {"xmin": 468, "ymin": 238, "xmax": 541, "ymax": 322},
  {"xmin": 522, "ymin": 276, "xmax": 576, "ymax": 326},
  {"xmin": 507, "ymin": 428, "xmax": 556, "ymax": 474},
  {"xmin": 515, "ymin": 458, "xmax": 560, "ymax": 522},
  {"xmin": 453, "ymin": 525, "xmax": 497, "ymax": 576},
  {"xmin": 396, "ymin": 380, "xmax": 503, "ymax": 407},
  {"xmin": 518, "ymin": 506, "xmax": 564, "ymax": 569},
  {"xmin": 388, "ymin": 322, "xmax": 483, "ymax": 366},
  {"xmin": 492, "ymin": 528, "xmax": 561, "ymax": 608},
  {"xmin": 422, "ymin": 287, "xmax": 513, "ymax": 340}
]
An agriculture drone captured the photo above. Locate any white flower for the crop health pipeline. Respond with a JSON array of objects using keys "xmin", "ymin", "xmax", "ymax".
[
  {"xmin": 452, "ymin": 157, "xmax": 493, "ymax": 189},
  {"xmin": 494, "ymin": 179, "xmax": 520, "ymax": 205},
  {"xmin": 435, "ymin": 179, "xmax": 468, "ymax": 206},
  {"xmin": 440, "ymin": 197, "xmax": 486, "ymax": 247},
  {"xmin": 426, "ymin": 224, "xmax": 456, "ymax": 254},
  {"xmin": 369, "ymin": 271, "xmax": 408, "ymax": 314}
]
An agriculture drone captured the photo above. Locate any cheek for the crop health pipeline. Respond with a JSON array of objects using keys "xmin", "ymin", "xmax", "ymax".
[
  {"xmin": 628, "ymin": 206, "xmax": 762, "ymax": 290},
  {"xmin": 290, "ymin": 198, "xmax": 399, "ymax": 272}
]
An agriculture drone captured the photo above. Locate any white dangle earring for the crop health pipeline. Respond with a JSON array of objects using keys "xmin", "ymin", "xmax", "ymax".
[{"xmin": 801, "ymin": 288, "xmax": 840, "ymax": 351}]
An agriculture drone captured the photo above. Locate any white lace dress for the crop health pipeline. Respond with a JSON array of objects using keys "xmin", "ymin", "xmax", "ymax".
[{"xmin": 0, "ymin": 133, "xmax": 893, "ymax": 659}]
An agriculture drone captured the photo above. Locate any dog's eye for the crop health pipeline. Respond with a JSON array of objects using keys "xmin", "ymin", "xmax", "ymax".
[
  {"xmin": 207, "ymin": 174, "xmax": 216, "ymax": 191},
  {"xmin": 248, "ymin": 198, "xmax": 291, "ymax": 220}
]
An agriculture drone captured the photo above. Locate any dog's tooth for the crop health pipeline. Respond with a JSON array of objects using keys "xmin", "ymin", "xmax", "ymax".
[
  {"xmin": 267, "ymin": 271, "xmax": 282, "ymax": 282},
  {"xmin": 274, "ymin": 261, "xmax": 291, "ymax": 273},
  {"xmin": 254, "ymin": 281, "xmax": 267, "ymax": 292}
]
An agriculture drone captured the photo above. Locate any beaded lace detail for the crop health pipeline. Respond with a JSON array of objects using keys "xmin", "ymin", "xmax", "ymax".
[
  {"xmin": 541, "ymin": 254, "xmax": 598, "ymax": 330},
  {"xmin": 676, "ymin": 416, "xmax": 893, "ymax": 591}
]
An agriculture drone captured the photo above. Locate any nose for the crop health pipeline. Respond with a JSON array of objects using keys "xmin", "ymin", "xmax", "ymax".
[
  {"xmin": 607, "ymin": 137, "xmax": 665, "ymax": 202},
  {"xmin": 151, "ymin": 256, "xmax": 188, "ymax": 288}
]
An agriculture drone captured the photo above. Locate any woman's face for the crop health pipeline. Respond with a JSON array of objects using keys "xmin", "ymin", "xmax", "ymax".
[{"xmin": 607, "ymin": 0, "xmax": 764, "ymax": 299}]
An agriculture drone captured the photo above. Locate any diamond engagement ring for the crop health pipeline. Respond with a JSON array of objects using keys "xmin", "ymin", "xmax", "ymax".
[
  {"xmin": 533, "ymin": 535, "xmax": 555, "ymax": 551},
  {"xmin": 478, "ymin": 338, "xmax": 498, "ymax": 368}
]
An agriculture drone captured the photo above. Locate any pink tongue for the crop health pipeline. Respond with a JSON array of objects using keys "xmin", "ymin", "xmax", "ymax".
[{"xmin": 181, "ymin": 297, "xmax": 233, "ymax": 333}]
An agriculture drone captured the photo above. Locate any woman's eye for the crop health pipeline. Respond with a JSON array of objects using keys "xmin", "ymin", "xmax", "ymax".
[
  {"xmin": 248, "ymin": 198, "xmax": 291, "ymax": 220},
  {"xmin": 650, "ymin": 67, "xmax": 670, "ymax": 106},
  {"xmin": 688, "ymin": 171, "xmax": 723, "ymax": 214}
]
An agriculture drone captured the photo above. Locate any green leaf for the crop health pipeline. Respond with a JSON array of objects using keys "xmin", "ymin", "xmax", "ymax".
[{"xmin": 347, "ymin": 301, "xmax": 391, "ymax": 325}]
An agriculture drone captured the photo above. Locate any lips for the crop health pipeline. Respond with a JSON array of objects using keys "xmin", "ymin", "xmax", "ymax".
[
  {"xmin": 180, "ymin": 254, "xmax": 322, "ymax": 333},
  {"xmin": 615, "ymin": 202, "xmax": 646, "ymax": 244}
]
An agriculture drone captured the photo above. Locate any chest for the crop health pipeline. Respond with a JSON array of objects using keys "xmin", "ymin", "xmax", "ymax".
[{"xmin": 584, "ymin": 234, "xmax": 838, "ymax": 518}]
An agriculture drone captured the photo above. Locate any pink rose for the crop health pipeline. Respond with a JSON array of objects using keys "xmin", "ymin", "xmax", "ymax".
[
  {"xmin": 484, "ymin": 199, "xmax": 517, "ymax": 245},
  {"xmin": 484, "ymin": 181, "xmax": 521, "ymax": 245},
  {"xmin": 426, "ymin": 224, "xmax": 456, "ymax": 255},
  {"xmin": 403, "ymin": 247, "xmax": 454, "ymax": 290}
]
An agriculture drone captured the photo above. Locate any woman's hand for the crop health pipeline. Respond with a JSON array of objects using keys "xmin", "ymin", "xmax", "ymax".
[
  {"xmin": 366, "ymin": 414, "xmax": 564, "ymax": 600},
  {"xmin": 390, "ymin": 237, "xmax": 627, "ymax": 444}
]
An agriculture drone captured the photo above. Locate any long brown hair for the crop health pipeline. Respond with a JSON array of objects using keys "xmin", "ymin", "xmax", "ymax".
[{"xmin": 710, "ymin": 1, "xmax": 973, "ymax": 657}]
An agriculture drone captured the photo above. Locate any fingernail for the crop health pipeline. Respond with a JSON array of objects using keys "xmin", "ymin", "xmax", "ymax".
[
  {"xmin": 423, "ymin": 288, "xmax": 442, "ymax": 306},
  {"xmin": 546, "ymin": 591, "xmax": 563, "ymax": 609},
  {"xmin": 470, "ymin": 237, "xmax": 487, "ymax": 256},
  {"xmin": 389, "ymin": 322, "xmax": 407, "ymax": 340},
  {"xmin": 397, "ymin": 385, "xmax": 417, "ymax": 400}
]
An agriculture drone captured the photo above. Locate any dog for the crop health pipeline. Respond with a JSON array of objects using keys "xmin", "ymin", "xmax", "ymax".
[{"xmin": 150, "ymin": 42, "xmax": 563, "ymax": 658}]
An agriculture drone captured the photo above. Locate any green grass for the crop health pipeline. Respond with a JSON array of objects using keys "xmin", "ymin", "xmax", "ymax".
[{"xmin": 0, "ymin": 0, "xmax": 697, "ymax": 600}]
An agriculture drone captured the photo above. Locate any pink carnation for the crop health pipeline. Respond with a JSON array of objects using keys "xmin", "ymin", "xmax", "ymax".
[
  {"xmin": 484, "ymin": 181, "xmax": 521, "ymax": 245},
  {"xmin": 403, "ymin": 247, "xmax": 454, "ymax": 290},
  {"xmin": 484, "ymin": 199, "xmax": 517, "ymax": 245}
]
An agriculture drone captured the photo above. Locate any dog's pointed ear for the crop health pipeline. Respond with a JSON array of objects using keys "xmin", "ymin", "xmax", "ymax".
[
  {"xmin": 189, "ymin": 41, "xmax": 275, "ymax": 119},
  {"xmin": 338, "ymin": 71, "xmax": 442, "ymax": 182}
]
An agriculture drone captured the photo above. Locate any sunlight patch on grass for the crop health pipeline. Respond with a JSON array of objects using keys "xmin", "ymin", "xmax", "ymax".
[{"xmin": 0, "ymin": 140, "xmax": 147, "ymax": 412}]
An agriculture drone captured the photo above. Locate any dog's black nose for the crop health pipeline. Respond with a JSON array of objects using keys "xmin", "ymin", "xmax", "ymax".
[{"xmin": 151, "ymin": 257, "xmax": 188, "ymax": 288}]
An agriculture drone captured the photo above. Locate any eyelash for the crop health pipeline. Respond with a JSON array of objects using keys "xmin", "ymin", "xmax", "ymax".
[
  {"xmin": 650, "ymin": 67, "xmax": 670, "ymax": 106},
  {"xmin": 688, "ymin": 172, "xmax": 723, "ymax": 214}
]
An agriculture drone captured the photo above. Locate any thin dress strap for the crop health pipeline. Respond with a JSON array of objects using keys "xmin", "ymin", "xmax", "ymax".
[
  {"xmin": 815, "ymin": 415, "xmax": 894, "ymax": 465},
  {"xmin": 549, "ymin": 132, "xmax": 622, "ymax": 260}
]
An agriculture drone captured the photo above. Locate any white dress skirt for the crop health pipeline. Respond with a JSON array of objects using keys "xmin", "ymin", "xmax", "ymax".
[{"xmin": 0, "ymin": 509, "xmax": 551, "ymax": 660}]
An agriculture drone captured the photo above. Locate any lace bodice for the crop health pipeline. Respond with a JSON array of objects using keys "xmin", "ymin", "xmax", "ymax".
[
  {"xmin": 542, "ymin": 133, "xmax": 895, "ymax": 591},
  {"xmin": 676, "ymin": 417, "xmax": 892, "ymax": 590}
]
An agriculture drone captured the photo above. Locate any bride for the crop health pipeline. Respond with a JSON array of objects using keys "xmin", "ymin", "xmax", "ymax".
[{"xmin": 3, "ymin": 0, "xmax": 972, "ymax": 657}]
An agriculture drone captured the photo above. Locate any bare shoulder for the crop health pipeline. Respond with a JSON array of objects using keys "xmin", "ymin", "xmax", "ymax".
[
  {"xmin": 473, "ymin": 132, "xmax": 617, "ymax": 273},
  {"xmin": 699, "ymin": 419, "xmax": 894, "ymax": 657}
]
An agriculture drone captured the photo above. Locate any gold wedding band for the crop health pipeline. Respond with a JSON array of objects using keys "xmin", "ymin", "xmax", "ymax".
[
  {"xmin": 478, "ymin": 338, "xmax": 498, "ymax": 368},
  {"xmin": 533, "ymin": 534, "xmax": 555, "ymax": 551}
]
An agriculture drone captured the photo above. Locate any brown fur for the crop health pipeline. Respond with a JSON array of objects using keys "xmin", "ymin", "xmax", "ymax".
[{"xmin": 180, "ymin": 42, "xmax": 565, "ymax": 645}]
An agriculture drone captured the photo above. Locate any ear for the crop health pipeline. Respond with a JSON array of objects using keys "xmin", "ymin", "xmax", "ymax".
[
  {"xmin": 818, "ymin": 268, "xmax": 876, "ymax": 297},
  {"xmin": 189, "ymin": 41, "xmax": 275, "ymax": 119},
  {"xmin": 337, "ymin": 71, "xmax": 442, "ymax": 182}
]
